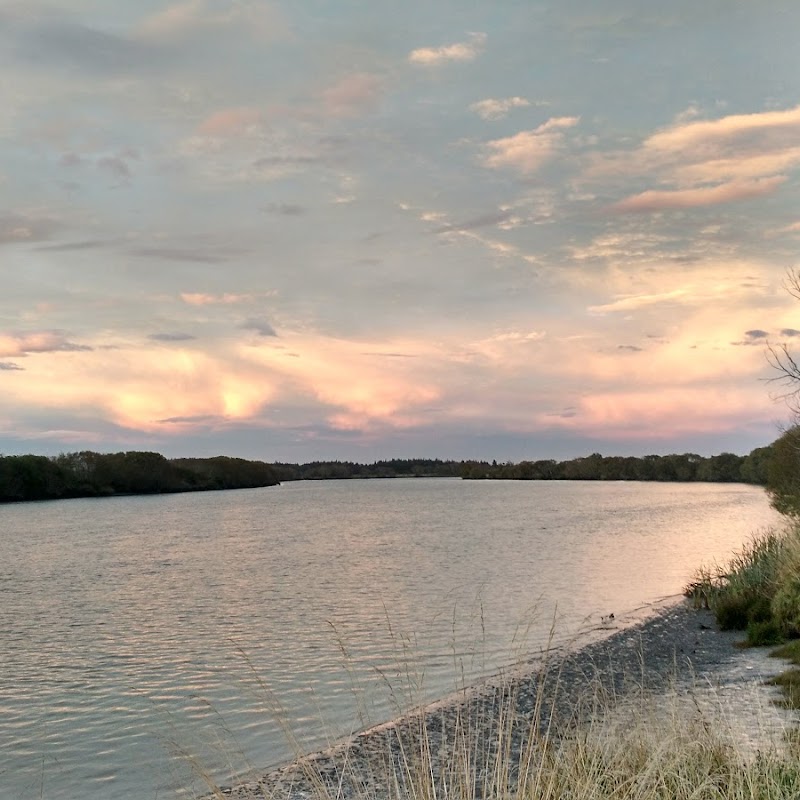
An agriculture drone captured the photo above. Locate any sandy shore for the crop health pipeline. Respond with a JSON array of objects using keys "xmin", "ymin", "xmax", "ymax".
[{"xmin": 214, "ymin": 599, "xmax": 796, "ymax": 799}]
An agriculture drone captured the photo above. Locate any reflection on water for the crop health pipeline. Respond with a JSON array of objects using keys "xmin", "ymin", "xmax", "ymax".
[{"xmin": 0, "ymin": 479, "xmax": 782, "ymax": 799}]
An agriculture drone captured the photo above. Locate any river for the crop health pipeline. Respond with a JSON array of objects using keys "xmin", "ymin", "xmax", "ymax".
[{"xmin": 0, "ymin": 479, "xmax": 782, "ymax": 799}]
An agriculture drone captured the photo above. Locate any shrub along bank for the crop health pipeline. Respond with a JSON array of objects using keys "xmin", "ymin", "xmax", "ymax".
[
  {"xmin": 0, "ymin": 451, "xmax": 280, "ymax": 502},
  {"xmin": 686, "ymin": 426, "xmax": 800, "ymax": 647}
]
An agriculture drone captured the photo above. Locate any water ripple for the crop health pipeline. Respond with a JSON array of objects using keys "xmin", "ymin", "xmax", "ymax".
[{"xmin": 0, "ymin": 480, "xmax": 781, "ymax": 799}]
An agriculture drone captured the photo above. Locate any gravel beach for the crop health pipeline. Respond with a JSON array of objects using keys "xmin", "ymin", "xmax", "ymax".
[{"xmin": 214, "ymin": 599, "xmax": 797, "ymax": 800}]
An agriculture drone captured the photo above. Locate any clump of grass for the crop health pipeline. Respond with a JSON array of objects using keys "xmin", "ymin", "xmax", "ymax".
[
  {"xmin": 767, "ymin": 640, "xmax": 800, "ymax": 711},
  {"xmin": 686, "ymin": 526, "xmax": 800, "ymax": 646},
  {"xmin": 771, "ymin": 640, "xmax": 800, "ymax": 663},
  {"xmin": 747, "ymin": 619, "xmax": 784, "ymax": 647},
  {"xmin": 766, "ymin": 669, "xmax": 800, "ymax": 710},
  {"xmin": 687, "ymin": 524, "xmax": 800, "ymax": 709}
]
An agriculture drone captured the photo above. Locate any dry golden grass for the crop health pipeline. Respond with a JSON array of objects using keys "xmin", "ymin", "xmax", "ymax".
[{"xmin": 189, "ymin": 657, "xmax": 800, "ymax": 800}]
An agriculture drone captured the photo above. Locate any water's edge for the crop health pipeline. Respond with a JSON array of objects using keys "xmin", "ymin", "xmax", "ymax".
[{"xmin": 221, "ymin": 594, "xmax": 720, "ymax": 797}]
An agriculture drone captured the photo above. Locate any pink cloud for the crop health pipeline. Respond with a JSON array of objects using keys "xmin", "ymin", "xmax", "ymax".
[
  {"xmin": 645, "ymin": 105, "xmax": 800, "ymax": 155},
  {"xmin": 588, "ymin": 289, "xmax": 689, "ymax": 314},
  {"xmin": 197, "ymin": 108, "xmax": 264, "ymax": 137},
  {"xmin": 611, "ymin": 176, "xmax": 786, "ymax": 213},
  {"xmin": 4, "ymin": 346, "xmax": 275, "ymax": 432},
  {"xmin": 469, "ymin": 96, "xmax": 532, "ymax": 120},
  {"xmin": 180, "ymin": 292, "xmax": 250, "ymax": 305},
  {"xmin": 139, "ymin": 0, "xmax": 287, "ymax": 43},
  {"xmin": 484, "ymin": 117, "xmax": 579, "ymax": 174},
  {"xmin": 673, "ymin": 148, "xmax": 800, "ymax": 184},
  {"xmin": 322, "ymin": 73, "xmax": 383, "ymax": 117},
  {"xmin": 774, "ymin": 221, "xmax": 800, "ymax": 234},
  {"xmin": 587, "ymin": 105, "xmax": 800, "ymax": 193},
  {"xmin": 0, "ymin": 331, "xmax": 91, "ymax": 357},
  {"xmin": 242, "ymin": 335, "xmax": 442, "ymax": 428},
  {"xmin": 541, "ymin": 386, "xmax": 771, "ymax": 439}
]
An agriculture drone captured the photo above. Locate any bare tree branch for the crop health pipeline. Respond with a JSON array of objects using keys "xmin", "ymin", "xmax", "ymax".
[
  {"xmin": 784, "ymin": 267, "xmax": 800, "ymax": 302},
  {"xmin": 767, "ymin": 269, "xmax": 800, "ymax": 416}
]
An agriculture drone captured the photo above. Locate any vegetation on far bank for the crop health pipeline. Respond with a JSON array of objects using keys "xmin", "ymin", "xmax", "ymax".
[
  {"xmin": 0, "ymin": 439, "xmax": 783, "ymax": 503},
  {"xmin": 0, "ymin": 451, "xmax": 279, "ymax": 503},
  {"xmin": 457, "ymin": 446, "xmax": 771, "ymax": 483},
  {"xmin": 275, "ymin": 446, "xmax": 773, "ymax": 483}
]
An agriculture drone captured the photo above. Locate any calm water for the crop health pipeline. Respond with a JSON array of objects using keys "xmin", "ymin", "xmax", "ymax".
[{"xmin": 0, "ymin": 479, "xmax": 782, "ymax": 799}]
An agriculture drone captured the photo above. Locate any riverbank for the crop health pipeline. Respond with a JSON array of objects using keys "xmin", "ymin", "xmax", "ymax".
[{"xmin": 212, "ymin": 599, "xmax": 797, "ymax": 799}]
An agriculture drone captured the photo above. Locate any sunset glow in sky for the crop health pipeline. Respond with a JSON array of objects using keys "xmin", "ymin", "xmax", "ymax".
[{"xmin": 2, "ymin": 0, "xmax": 800, "ymax": 461}]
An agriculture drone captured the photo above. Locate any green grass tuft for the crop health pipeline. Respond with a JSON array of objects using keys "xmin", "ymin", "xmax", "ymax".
[
  {"xmin": 687, "ymin": 526, "xmax": 800, "ymax": 645},
  {"xmin": 770, "ymin": 639, "xmax": 800, "ymax": 664},
  {"xmin": 747, "ymin": 620, "xmax": 784, "ymax": 647},
  {"xmin": 766, "ymin": 668, "xmax": 800, "ymax": 709},
  {"xmin": 689, "ymin": 524, "xmax": 800, "ymax": 707}
]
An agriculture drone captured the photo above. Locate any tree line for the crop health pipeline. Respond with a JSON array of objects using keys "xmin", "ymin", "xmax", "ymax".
[
  {"xmin": 0, "ymin": 451, "xmax": 280, "ymax": 503},
  {"xmin": 270, "ymin": 450, "xmax": 773, "ymax": 484},
  {"xmin": 271, "ymin": 458, "xmax": 461, "ymax": 481},
  {"xmin": 458, "ymin": 447, "xmax": 772, "ymax": 484},
  {"xmin": 0, "ymin": 442, "xmax": 782, "ymax": 504}
]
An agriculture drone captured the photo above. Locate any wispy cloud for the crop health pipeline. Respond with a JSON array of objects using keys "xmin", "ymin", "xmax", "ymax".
[
  {"xmin": 646, "ymin": 105, "xmax": 800, "ymax": 155},
  {"xmin": 36, "ymin": 239, "xmax": 116, "ymax": 252},
  {"xmin": 408, "ymin": 32, "xmax": 486, "ymax": 66},
  {"xmin": 773, "ymin": 221, "xmax": 800, "ymax": 235},
  {"xmin": 197, "ymin": 107, "xmax": 264, "ymax": 137},
  {"xmin": 483, "ymin": 117, "xmax": 579, "ymax": 174},
  {"xmin": 432, "ymin": 210, "xmax": 513, "ymax": 234},
  {"xmin": 263, "ymin": 203, "xmax": 306, "ymax": 216},
  {"xmin": 138, "ymin": 0, "xmax": 287, "ymax": 43},
  {"xmin": 544, "ymin": 386, "xmax": 768, "ymax": 439},
  {"xmin": 0, "ymin": 213, "xmax": 59, "ymax": 244},
  {"xmin": 0, "ymin": 362, "xmax": 24, "ymax": 371},
  {"xmin": 0, "ymin": 331, "xmax": 92, "ymax": 357},
  {"xmin": 157, "ymin": 414, "xmax": 224, "ymax": 425},
  {"xmin": 322, "ymin": 73, "xmax": 383, "ymax": 117},
  {"xmin": 132, "ymin": 247, "xmax": 242, "ymax": 264},
  {"xmin": 589, "ymin": 289, "xmax": 689, "ymax": 314},
  {"xmin": 148, "ymin": 332, "xmax": 197, "ymax": 342},
  {"xmin": 180, "ymin": 293, "xmax": 251, "ymax": 306},
  {"xmin": 612, "ymin": 177, "xmax": 786, "ymax": 213},
  {"xmin": 241, "ymin": 319, "xmax": 278, "ymax": 337},
  {"xmin": 470, "ymin": 96, "xmax": 532, "ymax": 120},
  {"xmin": 594, "ymin": 105, "xmax": 800, "ymax": 212}
]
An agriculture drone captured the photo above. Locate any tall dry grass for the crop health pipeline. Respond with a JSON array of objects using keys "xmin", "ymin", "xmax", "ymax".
[{"xmin": 190, "ymin": 646, "xmax": 800, "ymax": 800}]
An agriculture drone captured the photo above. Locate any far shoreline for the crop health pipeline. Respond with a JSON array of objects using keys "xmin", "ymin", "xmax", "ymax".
[{"xmin": 1, "ymin": 446, "xmax": 772, "ymax": 503}]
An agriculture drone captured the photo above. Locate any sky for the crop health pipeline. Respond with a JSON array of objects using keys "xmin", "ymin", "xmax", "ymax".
[{"xmin": 2, "ymin": 0, "xmax": 800, "ymax": 463}]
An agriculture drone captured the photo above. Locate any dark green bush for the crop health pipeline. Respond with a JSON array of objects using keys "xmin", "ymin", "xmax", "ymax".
[
  {"xmin": 746, "ymin": 619, "xmax": 783, "ymax": 646},
  {"xmin": 747, "ymin": 594, "xmax": 774, "ymax": 624},
  {"xmin": 714, "ymin": 594, "xmax": 752, "ymax": 631}
]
